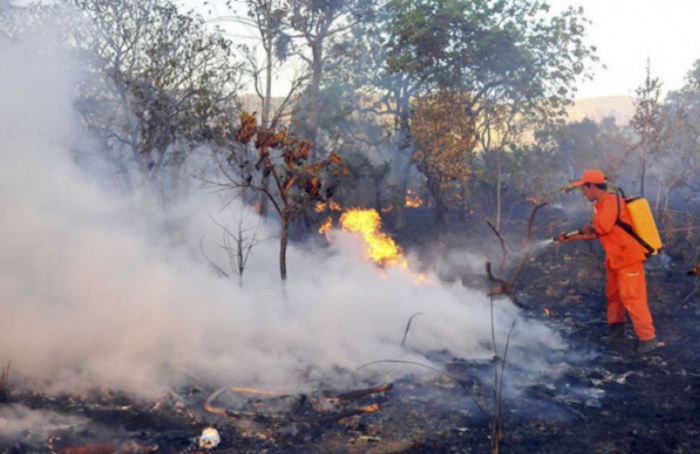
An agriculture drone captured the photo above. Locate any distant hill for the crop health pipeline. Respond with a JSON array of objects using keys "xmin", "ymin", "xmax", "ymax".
[
  {"xmin": 240, "ymin": 93, "xmax": 636, "ymax": 128},
  {"xmin": 566, "ymin": 96, "xmax": 635, "ymax": 125}
]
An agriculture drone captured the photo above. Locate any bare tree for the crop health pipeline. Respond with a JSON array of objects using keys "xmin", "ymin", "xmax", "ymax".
[
  {"xmin": 200, "ymin": 208, "xmax": 266, "ymax": 287},
  {"xmin": 630, "ymin": 59, "xmax": 668, "ymax": 198}
]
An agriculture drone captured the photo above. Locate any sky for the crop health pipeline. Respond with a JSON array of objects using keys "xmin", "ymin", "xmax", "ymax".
[
  {"xmin": 542, "ymin": 0, "xmax": 700, "ymax": 99},
  {"xmin": 186, "ymin": 0, "xmax": 700, "ymax": 100}
]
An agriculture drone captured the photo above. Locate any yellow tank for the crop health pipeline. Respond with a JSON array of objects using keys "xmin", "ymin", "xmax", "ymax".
[{"xmin": 626, "ymin": 196, "xmax": 663, "ymax": 256}]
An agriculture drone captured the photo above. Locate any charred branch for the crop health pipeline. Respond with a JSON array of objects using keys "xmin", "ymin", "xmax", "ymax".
[
  {"xmin": 401, "ymin": 312, "xmax": 423, "ymax": 347},
  {"xmin": 204, "ymin": 384, "xmax": 391, "ymax": 424},
  {"xmin": 485, "ymin": 202, "xmax": 548, "ymax": 308},
  {"xmin": 326, "ymin": 383, "xmax": 394, "ymax": 402},
  {"xmin": 524, "ymin": 388, "xmax": 587, "ymax": 420}
]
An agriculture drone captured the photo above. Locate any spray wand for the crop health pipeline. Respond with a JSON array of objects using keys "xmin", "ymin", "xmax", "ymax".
[{"xmin": 553, "ymin": 229, "xmax": 582, "ymax": 243}]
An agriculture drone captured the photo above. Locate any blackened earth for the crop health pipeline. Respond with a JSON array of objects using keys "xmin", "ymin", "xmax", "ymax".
[{"xmin": 2, "ymin": 207, "xmax": 700, "ymax": 454}]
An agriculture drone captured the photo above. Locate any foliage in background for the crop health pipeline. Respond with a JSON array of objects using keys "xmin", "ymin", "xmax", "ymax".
[
  {"xmin": 384, "ymin": 0, "xmax": 598, "ymax": 226},
  {"xmin": 63, "ymin": 0, "xmax": 244, "ymax": 192},
  {"xmin": 7, "ymin": 0, "xmax": 700, "ymax": 263},
  {"xmin": 284, "ymin": 0, "xmax": 379, "ymax": 162},
  {"xmin": 411, "ymin": 89, "xmax": 478, "ymax": 232}
]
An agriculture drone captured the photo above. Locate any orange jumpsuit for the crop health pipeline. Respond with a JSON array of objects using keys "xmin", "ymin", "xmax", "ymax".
[{"xmin": 593, "ymin": 193, "xmax": 656, "ymax": 341}]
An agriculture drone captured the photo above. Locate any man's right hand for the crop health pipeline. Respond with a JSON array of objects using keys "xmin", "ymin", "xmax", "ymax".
[{"xmin": 555, "ymin": 232, "xmax": 572, "ymax": 243}]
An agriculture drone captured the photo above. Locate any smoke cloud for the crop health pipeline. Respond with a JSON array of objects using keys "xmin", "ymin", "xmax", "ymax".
[{"xmin": 0, "ymin": 30, "xmax": 571, "ymax": 417}]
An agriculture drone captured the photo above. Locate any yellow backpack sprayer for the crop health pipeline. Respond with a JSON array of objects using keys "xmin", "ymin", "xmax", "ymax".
[
  {"xmin": 615, "ymin": 188, "xmax": 663, "ymax": 257},
  {"xmin": 552, "ymin": 185, "xmax": 663, "ymax": 257}
]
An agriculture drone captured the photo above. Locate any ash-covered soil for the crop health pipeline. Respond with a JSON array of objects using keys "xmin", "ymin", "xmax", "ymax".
[{"xmin": 2, "ymin": 207, "xmax": 700, "ymax": 454}]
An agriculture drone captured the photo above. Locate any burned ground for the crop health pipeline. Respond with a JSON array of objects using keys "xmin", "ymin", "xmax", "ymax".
[{"xmin": 2, "ymin": 207, "xmax": 700, "ymax": 454}]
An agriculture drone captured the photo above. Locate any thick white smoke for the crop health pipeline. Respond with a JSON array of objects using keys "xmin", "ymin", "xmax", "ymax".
[{"xmin": 0, "ymin": 33, "xmax": 569, "ymax": 408}]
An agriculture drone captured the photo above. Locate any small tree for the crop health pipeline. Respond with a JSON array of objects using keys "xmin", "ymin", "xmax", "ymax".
[
  {"xmin": 214, "ymin": 112, "xmax": 345, "ymax": 281},
  {"xmin": 630, "ymin": 59, "xmax": 668, "ymax": 197},
  {"xmin": 219, "ymin": 0, "xmax": 310, "ymax": 217},
  {"xmin": 200, "ymin": 209, "xmax": 266, "ymax": 288}
]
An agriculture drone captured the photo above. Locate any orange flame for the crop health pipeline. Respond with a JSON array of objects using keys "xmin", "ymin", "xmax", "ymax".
[
  {"xmin": 319, "ymin": 207, "xmax": 429, "ymax": 283},
  {"xmin": 318, "ymin": 216, "xmax": 333, "ymax": 234},
  {"xmin": 340, "ymin": 209, "xmax": 406, "ymax": 268},
  {"xmin": 405, "ymin": 190, "xmax": 423, "ymax": 208},
  {"xmin": 316, "ymin": 200, "xmax": 342, "ymax": 213}
]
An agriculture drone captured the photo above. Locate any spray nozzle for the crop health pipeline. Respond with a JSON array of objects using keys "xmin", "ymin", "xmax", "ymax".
[{"xmin": 553, "ymin": 229, "xmax": 582, "ymax": 242}]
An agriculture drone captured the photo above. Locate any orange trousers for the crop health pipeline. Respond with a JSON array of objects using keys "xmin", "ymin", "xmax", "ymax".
[{"xmin": 605, "ymin": 261, "xmax": 656, "ymax": 341}]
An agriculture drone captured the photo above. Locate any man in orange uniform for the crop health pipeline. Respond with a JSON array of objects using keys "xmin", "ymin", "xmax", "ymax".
[{"xmin": 556, "ymin": 169, "xmax": 658, "ymax": 354}]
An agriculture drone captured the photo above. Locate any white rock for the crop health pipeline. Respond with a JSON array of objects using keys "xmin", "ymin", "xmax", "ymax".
[{"xmin": 199, "ymin": 427, "xmax": 221, "ymax": 449}]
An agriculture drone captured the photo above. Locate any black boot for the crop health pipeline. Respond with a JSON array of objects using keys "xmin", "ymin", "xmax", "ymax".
[
  {"xmin": 637, "ymin": 337, "xmax": 659, "ymax": 355},
  {"xmin": 602, "ymin": 323, "xmax": 625, "ymax": 345}
]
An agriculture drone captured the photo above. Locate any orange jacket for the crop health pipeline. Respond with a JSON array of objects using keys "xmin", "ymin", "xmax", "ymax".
[{"xmin": 593, "ymin": 192, "xmax": 647, "ymax": 269}]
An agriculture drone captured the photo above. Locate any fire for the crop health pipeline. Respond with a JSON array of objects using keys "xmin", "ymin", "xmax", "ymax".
[
  {"xmin": 315, "ymin": 200, "xmax": 341, "ymax": 213},
  {"xmin": 318, "ymin": 216, "xmax": 333, "ymax": 234},
  {"xmin": 340, "ymin": 209, "xmax": 406, "ymax": 268},
  {"xmin": 318, "ymin": 206, "xmax": 429, "ymax": 283},
  {"xmin": 405, "ymin": 189, "xmax": 423, "ymax": 208}
]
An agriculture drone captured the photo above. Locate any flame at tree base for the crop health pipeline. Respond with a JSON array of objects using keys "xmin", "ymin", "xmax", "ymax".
[
  {"xmin": 340, "ymin": 210, "xmax": 403, "ymax": 267},
  {"xmin": 331, "ymin": 208, "xmax": 428, "ymax": 283}
]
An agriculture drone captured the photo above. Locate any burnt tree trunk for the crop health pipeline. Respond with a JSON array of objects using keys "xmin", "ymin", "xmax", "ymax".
[{"xmin": 279, "ymin": 210, "xmax": 291, "ymax": 281}]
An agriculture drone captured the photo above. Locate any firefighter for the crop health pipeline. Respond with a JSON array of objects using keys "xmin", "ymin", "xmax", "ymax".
[
  {"xmin": 556, "ymin": 169, "xmax": 658, "ymax": 355},
  {"xmin": 686, "ymin": 264, "xmax": 700, "ymax": 277}
]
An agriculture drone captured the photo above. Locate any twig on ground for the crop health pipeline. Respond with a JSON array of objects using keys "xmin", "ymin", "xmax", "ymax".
[
  {"xmin": 525, "ymin": 388, "xmax": 587, "ymax": 420},
  {"xmin": 679, "ymin": 281, "xmax": 700, "ymax": 309}
]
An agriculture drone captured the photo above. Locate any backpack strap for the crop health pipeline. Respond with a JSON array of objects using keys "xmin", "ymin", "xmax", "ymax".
[{"xmin": 614, "ymin": 188, "xmax": 655, "ymax": 256}]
